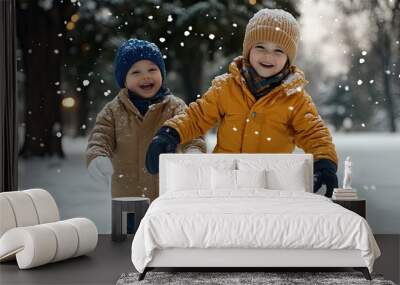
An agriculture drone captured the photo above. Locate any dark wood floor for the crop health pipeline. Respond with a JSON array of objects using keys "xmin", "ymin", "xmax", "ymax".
[{"xmin": 0, "ymin": 235, "xmax": 399, "ymax": 285}]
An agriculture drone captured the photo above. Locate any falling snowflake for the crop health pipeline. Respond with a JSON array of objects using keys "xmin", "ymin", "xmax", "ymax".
[
  {"xmin": 196, "ymin": 94, "xmax": 201, "ymax": 98},
  {"xmin": 54, "ymin": 49, "xmax": 59, "ymax": 54},
  {"xmin": 76, "ymin": 87, "xmax": 82, "ymax": 92},
  {"xmin": 188, "ymin": 26, "xmax": 192, "ymax": 31},
  {"xmin": 57, "ymin": 33, "xmax": 63, "ymax": 37},
  {"xmin": 100, "ymin": 79, "xmax": 104, "ymax": 84},
  {"xmin": 232, "ymin": 23, "xmax": 237, "ymax": 28},
  {"xmin": 83, "ymin": 80, "xmax": 90, "ymax": 86},
  {"xmin": 361, "ymin": 50, "xmax": 367, "ymax": 56},
  {"xmin": 56, "ymin": 132, "xmax": 62, "ymax": 138},
  {"xmin": 361, "ymin": 123, "xmax": 366, "ymax": 128},
  {"xmin": 266, "ymin": 137, "xmax": 272, "ymax": 141},
  {"xmin": 359, "ymin": 58, "xmax": 365, "ymax": 64},
  {"xmin": 344, "ymin": 85, "xmax": 350, "ymax": 91},
  {"xmin": 162, "ymin": 55, "xmax": 167, "ymax": 59},
  {"xmin": 159, "ymin": 37, "xmax": 166, "ymax": 43},
  {"xmin": 184, "ymin": 31, "xmax": 190, "ymax": 36},
  {"xmin": 118, "ymin": 174, "xmax": 124, "ymax": 178},
  {"xmin": 288, "ymin": 106, "xmax": 294, "ymax": 111},
  {"xmin": 209, "ymin": 34, "xmax": 215, "ymax": 40},
  {"xmin": 342, "ymin": 117, "xmax": 352, "ymax": 129},
  {"xmin": 357, "ymin": 80, "xmax": 363, "ymax": 86},
  {"xmin": 180, "ymin": 42, "xmax": 184, "ymax": 47},
  {"xmin": 254, "ymin": 131, "xmax": 259, "ymax": 135},
  {"xmin": 246, "ymin": 118, "xmax": 250, "ymax": 123},
  {"xmin": 81, "ymin": 124, "xmax": 86, "ymax": 130},
  {"xmin": 148, "ymin": 15, "xmax": 153, "ymax": 20},
  {"xmin": 167, "ymin": 15, "xmax": 173, "ymax": 22},
  {"xmin": 232, "ymin": 127, "xmax": 238, "ymax": 132},
  {"xmin": 369, "ymin": 80, "xmax": 374, "ymax": 84},
  {"xmin": 54, "ymin": 81, "xmax": 60, "ymax": 86},
  {"xmin": 275, "ymin": 27, "xmax": 281, "ymax": 31}
]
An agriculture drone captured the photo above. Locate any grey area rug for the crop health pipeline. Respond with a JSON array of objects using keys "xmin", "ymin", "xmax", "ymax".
[{"xmin": 116, "ymin": 271, "xmax": 396, "ymax": 285}]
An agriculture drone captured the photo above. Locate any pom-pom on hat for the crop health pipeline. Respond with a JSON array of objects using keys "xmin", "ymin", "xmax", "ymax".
[{"xmin": 114, "ymin": 39, "xmax": 166, "ymax": 88}]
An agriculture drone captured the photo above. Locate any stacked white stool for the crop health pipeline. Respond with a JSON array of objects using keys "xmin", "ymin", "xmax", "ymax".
[{"xmin": 0, "ymin": 189, "xmax": 98, "ymax": 269}]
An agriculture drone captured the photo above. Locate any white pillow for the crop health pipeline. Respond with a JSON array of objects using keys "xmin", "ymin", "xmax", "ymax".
[
  {"xmin": 237, "ymin": 159, "xmax": 308, "ymax": 192},
  {"xmin": 211, "ymin": 168, "xmax": 236, "ymax": 190},
  {"xmin": 167, "ymin": 162, "xmax": 211, "ymax": 191},
  {"xmin": 236, "ymin": 169, "xmax": 267, "ymax": 189},
  {"xmin": 211, "ymin": 169, "xmax": 268, "ymax": 190},
  {"xmin": 267, "ymin": 164, "xmax": 306, "ymax": 191}
]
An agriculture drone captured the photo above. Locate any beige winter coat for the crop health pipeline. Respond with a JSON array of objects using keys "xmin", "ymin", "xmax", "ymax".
[{"xmin": 86, "ymin": 88, "xmax": 206, "ymax": 201}]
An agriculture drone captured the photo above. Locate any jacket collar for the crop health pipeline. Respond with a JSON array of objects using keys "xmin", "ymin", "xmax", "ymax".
[{"xmin": 229, "ymin": 56, "xmax": 309, "ymax": 98}]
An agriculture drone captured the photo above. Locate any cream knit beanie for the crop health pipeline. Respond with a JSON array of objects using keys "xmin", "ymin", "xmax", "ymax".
[{"xmin": 242, "ymin": 8, "xmax": 300, "ymax": 64}]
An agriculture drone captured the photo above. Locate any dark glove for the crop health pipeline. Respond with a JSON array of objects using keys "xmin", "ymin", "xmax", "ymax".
[
  {"xmin": 313, "ymin": 159, "xmax": 338, "ymax": 198},
  {"xmin": 145, "ymin": 126, "xmax": 181, "ymax": 175}
]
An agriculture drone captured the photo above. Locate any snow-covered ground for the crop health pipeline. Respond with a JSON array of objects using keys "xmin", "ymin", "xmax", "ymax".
[{"xmin": 18, "ymin": 133, "xmax": 400, "ymax": 234}]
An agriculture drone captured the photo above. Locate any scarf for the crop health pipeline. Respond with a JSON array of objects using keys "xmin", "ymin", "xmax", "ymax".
[
  {"xmin": 128, "ymin": 86, "xmax": 170, "ymax": 116},
  {"xmin": 241, "ymin": 59, "xmax": 291, "ymax": 100}
]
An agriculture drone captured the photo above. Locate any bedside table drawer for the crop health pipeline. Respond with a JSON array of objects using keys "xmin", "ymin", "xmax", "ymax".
[{"xmin": 332, "ymin": 199, "xmax": 366, "ymax": 218}]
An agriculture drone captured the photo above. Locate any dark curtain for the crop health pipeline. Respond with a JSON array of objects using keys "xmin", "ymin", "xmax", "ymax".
[{"xmin": 0, "ymin": 0, "xmax": 17, "ymax": 192}]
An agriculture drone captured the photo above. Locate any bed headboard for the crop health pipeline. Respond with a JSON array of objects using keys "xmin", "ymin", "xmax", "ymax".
[{"xmin": 159, "ymin": 153, "xmax": 313, "ymax": 195}]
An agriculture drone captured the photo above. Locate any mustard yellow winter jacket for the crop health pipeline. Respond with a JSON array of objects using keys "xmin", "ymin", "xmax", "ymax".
[
  {"xmin": 164, "ymin": 57, "xmax": 337, "ymax": 164},
  {"xmin": 86, "ymin": 88, "xmax": 207, "ymax": 200}
]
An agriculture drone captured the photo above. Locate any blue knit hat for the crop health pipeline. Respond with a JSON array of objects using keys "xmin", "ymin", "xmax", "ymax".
[{"xmin": 114, "ymin": 39, "xmax": 166, "ymax": 88}]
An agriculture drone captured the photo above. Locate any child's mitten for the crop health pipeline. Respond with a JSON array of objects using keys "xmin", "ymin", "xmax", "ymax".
[
  {"xmin": 88, "ymin": 156, "xmax": 113, "ymax": 185},
  {"xmin": 313, "ymin": 159, "xmax": 338, "ymax": 198},
  {"xmin": 145, "ymin": 126, "xmax": 180, "ymax": 174}
]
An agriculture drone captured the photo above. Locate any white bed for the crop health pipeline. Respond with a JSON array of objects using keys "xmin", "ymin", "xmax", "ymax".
[{"xmin": 131, "ymin": 154, "xmax": 380, "ymax": 280}]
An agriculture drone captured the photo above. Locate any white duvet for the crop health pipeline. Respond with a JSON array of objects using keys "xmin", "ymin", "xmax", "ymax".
[{"xmin": 131, "ymin": 190, "xmax": 380, "ymax": 273}]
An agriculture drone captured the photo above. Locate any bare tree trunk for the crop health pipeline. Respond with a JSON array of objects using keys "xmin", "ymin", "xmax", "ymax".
[
  {"xmin": 76, "ymin": 86, "xmax": 89, "ymax": 137},
  {"xmin": 177, "ymin": 49, "xmax": 204, "ymax": 103},
  {"xmin": 17, "ymin": 1, "xmax": 68, "ymax": 157},
  {"xmin": 379, "ymin": 28, "xmax": 397, "ymax": 132}
]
